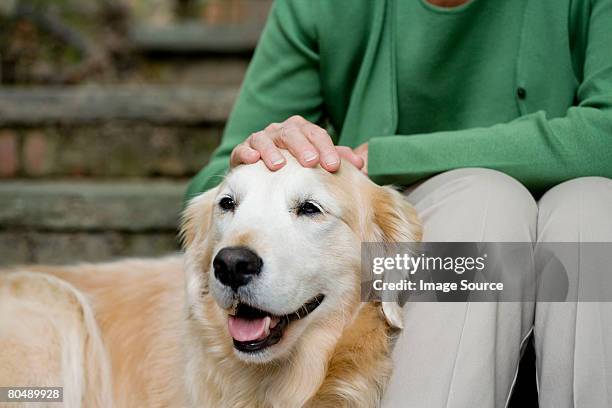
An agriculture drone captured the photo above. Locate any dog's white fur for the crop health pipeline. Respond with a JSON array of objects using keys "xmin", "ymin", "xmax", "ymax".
[{"xmin": 0, "ymin": 155, "xmax": 420, "ymax": 407}]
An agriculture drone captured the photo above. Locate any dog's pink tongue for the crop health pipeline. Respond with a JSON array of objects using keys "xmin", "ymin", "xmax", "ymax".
[{"xmin": 228, "ymin": 316, "xmax": 270, "ymax": 342}]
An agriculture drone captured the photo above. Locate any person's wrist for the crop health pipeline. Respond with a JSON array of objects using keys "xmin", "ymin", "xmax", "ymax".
[{"xmin": 365, "ymin": 137, "xmax": 387, "ymax": 182}]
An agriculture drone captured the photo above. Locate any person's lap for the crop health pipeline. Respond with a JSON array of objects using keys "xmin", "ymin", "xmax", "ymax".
[{"xmin": 381, "ymin": 169, "xmax": 612, "ymax": 408}]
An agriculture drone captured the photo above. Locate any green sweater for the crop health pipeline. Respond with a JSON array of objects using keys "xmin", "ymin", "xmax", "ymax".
[{"xmin": 186, "ymin": 0, "xmax": 612, "ymax": 201}]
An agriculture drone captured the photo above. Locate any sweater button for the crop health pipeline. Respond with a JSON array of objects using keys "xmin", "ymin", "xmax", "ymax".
[{"xmin": 517, "ymin": 87, "xmax": 527, "ymax": 99}]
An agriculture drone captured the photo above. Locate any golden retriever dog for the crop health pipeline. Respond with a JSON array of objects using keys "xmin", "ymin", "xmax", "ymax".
[{"xmin": 0, "ymin": 153, "xmax": 421, "ymax": 408}]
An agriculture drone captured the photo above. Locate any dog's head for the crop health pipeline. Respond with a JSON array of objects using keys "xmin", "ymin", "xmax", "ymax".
[{"xmin": 181, "ymin": 153, "xmax": 420, "ymax": 364}]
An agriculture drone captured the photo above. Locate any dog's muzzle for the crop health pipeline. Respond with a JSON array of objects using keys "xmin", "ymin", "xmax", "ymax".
[{"xmin": 228, "ymin": 294, "xmax": 325, "ymax": 353}]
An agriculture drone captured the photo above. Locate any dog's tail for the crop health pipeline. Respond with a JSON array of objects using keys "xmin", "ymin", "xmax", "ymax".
[{"xmin": 0, "ymin": 271, "xmax": 113, "ymax": 408}]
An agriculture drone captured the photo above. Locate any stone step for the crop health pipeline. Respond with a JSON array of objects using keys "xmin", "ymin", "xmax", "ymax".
[
  {"xmin": 0, "ymin": 125, "xmax": 221, "ymax": 178},
  {"xmin": 0, "ymin": 85, "xmax": 238, "ymax": 126},
  {"xmin": 130, "ymin": 22, "xmax": 263, "ymax": 54},
  {"xmin": 0, "ymin": 231, "xmax": 180, "ymax": 266},
  {"xmin": 0, "ymin": 180, "xmax": 188, "ymax": 232},
  {"xmin": 138, "ymin": 59, "xmax": 249, "ymax": 86}
]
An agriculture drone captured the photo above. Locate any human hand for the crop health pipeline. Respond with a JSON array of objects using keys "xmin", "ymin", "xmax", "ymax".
[
  {"xmin": 353, "ymin": 142, "xmax": 368, "ymax": 175},
  {"xmin": 230, "ymin": 115, "xmax": 364, "ymax": 172}
]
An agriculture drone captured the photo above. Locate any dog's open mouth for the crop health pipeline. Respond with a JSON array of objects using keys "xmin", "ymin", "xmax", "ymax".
[{"xmin": 227, "ymin": 294, "xmax": 325, "ymax": 353}]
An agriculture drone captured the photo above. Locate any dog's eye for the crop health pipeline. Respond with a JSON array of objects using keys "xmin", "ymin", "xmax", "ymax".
[
  {"xmin": 297, "ymin": 201, "xmax": 323, "ymax": 216},
  {"xmin": 219, "ymin": 196, "xmax": 236, "ymax": 212}
]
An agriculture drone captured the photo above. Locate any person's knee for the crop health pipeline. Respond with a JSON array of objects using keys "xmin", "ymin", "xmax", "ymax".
[
  {"xmin": 442, "ymin": 168, "xmax": 536, "ymax": 215},
  {"xmin": 540, "ymin": 177, "xmax": 611, "ymax": 205},
  {"xmin": 538, "ymin": 176, "xmax": 612, "ymax": 217},
  {"xmin": 447, "ymin": 168, "xmax": 531, "ymax": 195},
  {"xmin": 409, "ymin": 168, "xmax": 537, "ymax": 241},
  {"xmin": 538, "ymin": 177, "xmax": 612, "ymax": 241}
]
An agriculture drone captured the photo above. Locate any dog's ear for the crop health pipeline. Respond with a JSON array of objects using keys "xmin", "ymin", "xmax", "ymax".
[
  {"xmin": 368, "ymin": 186, "xmax": 421, "ymax": 329},
  {"xmin": 180, "ymin": 187, "xmax": 219, "ymax": 249},
  {"xmin": 381, "ymin": 302, "xmax": 404, "ymax": 329},
  {"xmin": 368, "ymin": 185, "xmax": 421, "ymax": 243}
]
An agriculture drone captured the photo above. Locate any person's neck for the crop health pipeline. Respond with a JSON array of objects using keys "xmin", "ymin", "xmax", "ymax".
[{"xmin": 426, "ymin": 0, "xmax": 470, "ymax": 7}]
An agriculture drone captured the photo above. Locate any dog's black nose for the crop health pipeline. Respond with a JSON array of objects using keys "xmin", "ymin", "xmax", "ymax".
[{"xmin": 213, "ymin": 246, "xmax": 263, "ymax": 290}]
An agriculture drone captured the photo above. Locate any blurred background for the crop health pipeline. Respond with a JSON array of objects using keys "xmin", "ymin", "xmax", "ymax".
[{"xmin": 0, "ymin": 0, "xmax": 272, "ymax": 265}]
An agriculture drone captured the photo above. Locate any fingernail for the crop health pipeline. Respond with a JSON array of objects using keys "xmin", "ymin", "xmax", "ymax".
[
  {"xmin": 303, "ymin": 151, "xmax": 318, "ymax": 162},
  {"xmin": 271, "ymin": 154, "xmax": 285, "ymax": 166},
  {"xmin": 324, "ymin": 155, "xmax": 339, "ymax": 166}
]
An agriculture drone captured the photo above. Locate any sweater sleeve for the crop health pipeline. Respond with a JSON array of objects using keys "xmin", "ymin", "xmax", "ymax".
[
  {"xmin": 184, "ymin": 0, "xmax": 323, "ymax": 202},
  {"xmin": 368, "ymin": 0, "xmax": 612, "ymax": 193}
]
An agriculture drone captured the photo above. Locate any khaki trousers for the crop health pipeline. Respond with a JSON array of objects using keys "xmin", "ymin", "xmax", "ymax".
[{"xmin": 382, "ymin": 168, "xmax": 612, "ymax": 408}]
